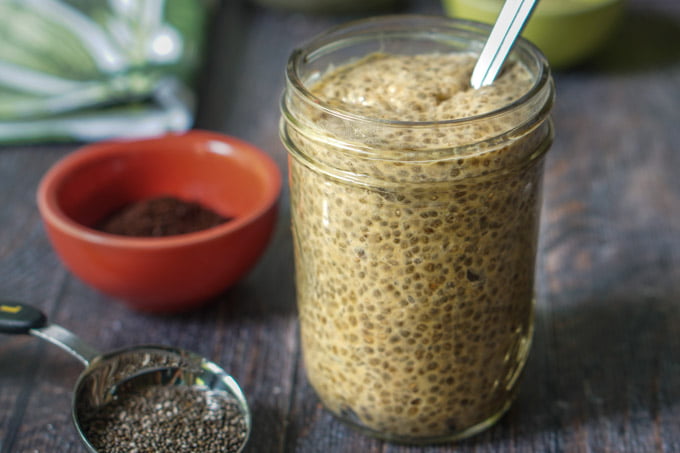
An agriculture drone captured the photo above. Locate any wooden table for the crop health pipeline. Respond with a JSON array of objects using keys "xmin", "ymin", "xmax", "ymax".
[{"xmin": 1, "ymin": 0, "xmax": 679, "ymax": 451}]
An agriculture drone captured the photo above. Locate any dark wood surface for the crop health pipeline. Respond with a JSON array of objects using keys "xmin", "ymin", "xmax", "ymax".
[{"xmin": 2, "ymin": 0, "xmax": 680, "ymax": 451}]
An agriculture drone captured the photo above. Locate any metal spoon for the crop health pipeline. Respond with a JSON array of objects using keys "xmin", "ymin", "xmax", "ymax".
[
  {"xmin": 470, "ymin": 0, "xmax": 539, "ymax": 89},
  {"xmin": 0, "ymin": 301, "xmax": 251, "ymax": 452}
]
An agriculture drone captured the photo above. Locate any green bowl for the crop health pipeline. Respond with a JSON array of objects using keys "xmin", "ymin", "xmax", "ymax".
[
  {"xmin": 442, "ymin": 0, "xmax": 625, "ymax": 68},
  {"xmin": 251, "ymin": 0, "xmax": 398, "ymax": 13}
]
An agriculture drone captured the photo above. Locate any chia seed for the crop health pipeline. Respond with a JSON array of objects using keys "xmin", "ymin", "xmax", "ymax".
[{"xmin": 79, "ymin": 385, "xmax": 248, "ymax": 453}]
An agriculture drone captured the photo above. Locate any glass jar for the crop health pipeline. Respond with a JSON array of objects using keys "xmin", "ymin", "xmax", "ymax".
[{"xmin": 280, "ymin": 15, "xmax": 554, "ymax": 443}]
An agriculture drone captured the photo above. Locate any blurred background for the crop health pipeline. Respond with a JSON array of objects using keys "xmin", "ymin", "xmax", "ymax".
[{"xmin": 2, "ymin": 0, "xmax": 661, "ymax": 144}]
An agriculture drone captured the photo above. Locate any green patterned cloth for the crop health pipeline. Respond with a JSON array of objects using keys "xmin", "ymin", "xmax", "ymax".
[{"xmin": 0, "ymin": 0, "xmax": 213, "ymax": 143}]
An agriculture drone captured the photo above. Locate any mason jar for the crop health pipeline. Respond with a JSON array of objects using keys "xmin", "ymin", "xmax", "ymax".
[{"xmin": 280, "ymin": 15, "xmax": 554, "ymax": 443}]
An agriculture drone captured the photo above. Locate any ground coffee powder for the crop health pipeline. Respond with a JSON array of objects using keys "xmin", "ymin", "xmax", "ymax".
[{"xmin": 97, "ymin": 196, "xmax": 231, "ymax": 237}]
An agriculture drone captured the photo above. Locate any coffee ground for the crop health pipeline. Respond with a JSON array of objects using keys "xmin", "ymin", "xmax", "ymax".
[{"xmin": 97, "ymin": 196, "xmax": 231, "ymax": 237}]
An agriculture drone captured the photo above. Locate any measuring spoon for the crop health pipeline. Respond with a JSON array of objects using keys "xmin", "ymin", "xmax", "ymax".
[{"xmin": 0, "ymin": 301, "xmax": 251, "ymax": 452}]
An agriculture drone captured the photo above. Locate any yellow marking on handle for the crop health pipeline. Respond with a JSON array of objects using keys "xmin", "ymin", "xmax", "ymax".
[{"xmin": 0, "ymin": 304, "xmax": 22, "ymax": 314}]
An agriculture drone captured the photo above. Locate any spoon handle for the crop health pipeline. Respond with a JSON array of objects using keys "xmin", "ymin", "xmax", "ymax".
[
  {"xmin": 0, "ymin": 301, "xmax": 99, "ymax": 367},
  {"xmin": 470, "ymin": 0, "xmax": 538, "ymax": 89},
  {"xmin": 0, "ymin": 301, "xmax": 46, "ymax": 334},
  {"xmin": 31, "ymin": 324, "xmax": 99, "ymax": 367}
]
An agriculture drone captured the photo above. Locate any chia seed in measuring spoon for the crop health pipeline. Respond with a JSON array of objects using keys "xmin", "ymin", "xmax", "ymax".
[{"xmin": 0, "ymin": 302, "xmax": 251, "ymax": 453}]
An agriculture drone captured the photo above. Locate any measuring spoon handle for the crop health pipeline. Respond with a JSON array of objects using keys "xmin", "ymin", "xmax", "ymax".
[
  {"xmin": 0, "ymin": 301, "xmax": 47, "ymax": 334},
  {"xmin": 0, "ymin": 301, "xmax": 99, "ymax": 367}
]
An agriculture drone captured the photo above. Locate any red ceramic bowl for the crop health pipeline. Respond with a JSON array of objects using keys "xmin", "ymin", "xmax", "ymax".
[{"xmin": 37, "ymin": 130, "xmax": 281, "ymax": 312}]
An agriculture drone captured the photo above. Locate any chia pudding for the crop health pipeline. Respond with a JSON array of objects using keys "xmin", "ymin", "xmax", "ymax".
[{"xmin": 281, "ymin": 17, "xmax": 554, "ymax": 443}]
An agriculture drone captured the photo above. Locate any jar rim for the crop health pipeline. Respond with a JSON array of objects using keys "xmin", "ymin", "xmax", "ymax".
[{"xmin": 285, "ymin": 14, "xmax": 553, "ymax": 128}]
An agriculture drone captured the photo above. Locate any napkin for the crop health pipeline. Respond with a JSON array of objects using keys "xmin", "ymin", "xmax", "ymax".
[{"xmin": 0, "ymin": 0, "xmax": 214, "ymax": 143}]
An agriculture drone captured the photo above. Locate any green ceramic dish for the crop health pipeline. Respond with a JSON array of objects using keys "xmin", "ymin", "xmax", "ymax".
[
  {"xmin": 251, "ymin": 0, "xmax": 397, "ymax": 14},
  {"xmin": 442, "ymin": 0, "xmax": 625, "ymax": 68}
]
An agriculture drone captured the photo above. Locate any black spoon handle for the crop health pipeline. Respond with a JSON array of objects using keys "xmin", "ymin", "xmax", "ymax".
[{"xmin": 0, "ymin": 302, "xmax": 47, "ymax": 334}]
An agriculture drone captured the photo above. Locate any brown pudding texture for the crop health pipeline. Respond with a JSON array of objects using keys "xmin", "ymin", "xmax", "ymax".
[{"xmin": 288, "ymin": 53, "xmax": 549, "ymax": 440}]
